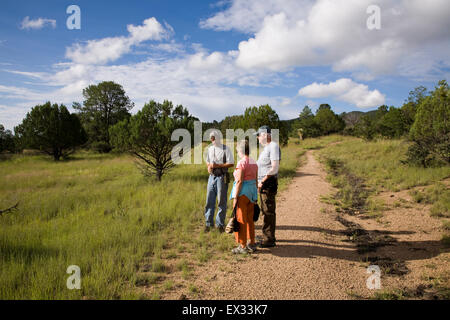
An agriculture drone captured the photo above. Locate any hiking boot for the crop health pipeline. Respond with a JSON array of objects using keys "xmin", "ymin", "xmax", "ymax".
[
  {"xmin": 246, "ymin": 243, "xmax": 258, "ymax": 253},
  {"xmin": 217, "ymin": 226, "xmax": 225, "ymax": 233},
  {"xmin": 258, "ymin": 241, "xmax": 276, "ymax": 248},
  {"xmin": 231, "ymin": 246, "xmax": 249, "ymax": 254},
  {"xmin": 204, "ymin": 226, "xmax": 211, "ymax": 233}
]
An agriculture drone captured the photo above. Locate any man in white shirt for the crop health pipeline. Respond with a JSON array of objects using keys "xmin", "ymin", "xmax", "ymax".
[
  {"xmin": 204, "ymin": 130, "xmax": 234, "ymax": 233},
  {"xmin": 256, "ymin": 126, "xmax": 281, "ymax": 247}
]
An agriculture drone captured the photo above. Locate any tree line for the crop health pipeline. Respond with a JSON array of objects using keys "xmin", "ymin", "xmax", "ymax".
[
  {"xmin": 0, "ymin": 81, "xmax": 289, "ymax": 180},
  {"xmin": 203, "ymin": 104, "xmax": 290, "ymax": 146},
  {"xmin": 286, "ymin": 80, "xmax": 448, "ymax": 167},
  {"xmin": 347, "ymin": 80, "xmax": 448, "ymax": 167},
  {"xmin": 1, "ymin": 79, "xmax": 448, "ymax": 180}
]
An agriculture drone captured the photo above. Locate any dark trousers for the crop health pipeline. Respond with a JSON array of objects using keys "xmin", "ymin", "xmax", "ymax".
[{"xmin": 260, "ymin": 190, "xmax": 277, "ymax": 243}]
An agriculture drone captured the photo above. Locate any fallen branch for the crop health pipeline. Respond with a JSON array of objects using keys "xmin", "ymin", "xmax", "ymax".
[{"xmin": 0, "ymin": 202, "xmax": 19, "ymax": 216}]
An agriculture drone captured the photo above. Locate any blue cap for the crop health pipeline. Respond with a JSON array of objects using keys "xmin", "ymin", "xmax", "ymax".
[{"xmin": 255, "ymin": 125, "xmax": 271, "ymax": 136}]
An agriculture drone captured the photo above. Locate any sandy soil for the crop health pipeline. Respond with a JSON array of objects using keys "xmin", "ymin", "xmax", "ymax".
[{"xmin": 156, "ymin": 150, "xmax": 449, "ymax": 300}]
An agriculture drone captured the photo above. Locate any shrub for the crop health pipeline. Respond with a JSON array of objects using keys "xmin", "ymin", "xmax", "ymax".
[{"xmin": 407, "ymin": 80, "xmax": 449, "ymax": 167}]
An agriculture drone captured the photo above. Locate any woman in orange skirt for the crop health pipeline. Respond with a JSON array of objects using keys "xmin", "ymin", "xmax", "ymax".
[{"xmin": 230, "ymin": 140, "xmax": 258, "ymax": 254}]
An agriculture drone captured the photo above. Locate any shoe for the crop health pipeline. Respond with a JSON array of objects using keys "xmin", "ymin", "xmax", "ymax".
[
  {"xmin": 204, "ymin": 226, "xmax": 211, "ymax": 233},
  {"xmin": 231, "ymin": 246, "xmax": 249, "ymax": 254},
  {"xmin": 258, "ymin": 241, "xmax": 276, "ymax": 248},
  {"xmin": 246, "ymin": 244, "xmax": 258, "ymax": 253},
  {"xmin": 217, "ymin": 226, "xmax": 225, "ymax": 233}
]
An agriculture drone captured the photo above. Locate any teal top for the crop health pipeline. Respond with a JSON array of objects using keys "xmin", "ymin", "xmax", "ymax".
[{"xmin": 229, "ymin": 179, "xmax": 258, "ymax": 203}]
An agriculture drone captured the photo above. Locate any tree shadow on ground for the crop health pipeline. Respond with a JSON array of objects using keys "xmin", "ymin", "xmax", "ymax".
[
  {"xmin": 257, "ymin": 239, "xmax": 447, "ymax": 263},
  {"xmin": 266, "ymin": 224, "xmax": 440, "ymax": 263},
  {"xmin": 276, "ymin": 239, "xmax": 355, "ymax": 249},
  {"xmin": 260, "ymin": 226, "xmax": 450, "ymax": 262},
  {"xmin": 276, "ymin": 225, "xmax": 415, "ymax": 236}
]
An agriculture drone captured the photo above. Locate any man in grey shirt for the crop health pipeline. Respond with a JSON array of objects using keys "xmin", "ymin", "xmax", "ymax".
[
  {"xmin": 204, "ymin": 130, "xmax": 234, "ymax": 233},
  {"xmin": 256, "ymin": 126, "xmax": 281, "ymax": 247}
]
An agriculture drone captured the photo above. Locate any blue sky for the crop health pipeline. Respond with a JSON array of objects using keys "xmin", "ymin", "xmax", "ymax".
[{"xmin": 1, "ymin": 0, "xmax": 449, "ymax": 130}]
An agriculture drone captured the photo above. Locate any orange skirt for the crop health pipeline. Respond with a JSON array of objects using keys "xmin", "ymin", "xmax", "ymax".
[{"xmin": 234, "ymin": 195, "xmax": 255, "ymax": 247}]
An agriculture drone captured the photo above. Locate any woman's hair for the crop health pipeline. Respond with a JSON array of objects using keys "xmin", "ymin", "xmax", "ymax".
[{"xmin": 237, "ymin": 140, "xmax": 250, "ymax": 156}]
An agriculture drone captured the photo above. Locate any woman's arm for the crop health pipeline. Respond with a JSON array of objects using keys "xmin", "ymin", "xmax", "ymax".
[
  {"xmin": 233, "ymin": 167, "xmax": 244, "ymax": 208},
  {"xmin": 256, "ymin": 166, "xmax": 259, "ymax": 192}
]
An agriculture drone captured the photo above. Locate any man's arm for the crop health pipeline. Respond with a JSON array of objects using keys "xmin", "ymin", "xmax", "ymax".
[
  {"xmin": 211, "ymin": 163, "xmax": 234, "ymax": 169},
  {"xmin": 258, "ymin": 160, "xmax": 280, "ymax": 187},
  {"xmin": 211, "ymin": 146, "xmax": 234, "ymax": 169},
  {"xmin": 264, "ymin": 160, "xmax": 280, "ymax": 178},
  {"xmin": 206, "ymin": 147, "xmax": 213, "ymax": 173}
]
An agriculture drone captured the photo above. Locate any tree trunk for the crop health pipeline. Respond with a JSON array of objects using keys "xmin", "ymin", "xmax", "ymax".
[
  {"xmin": 156, "ymin": 169, "xmax": 162, "ymax": 181},
  {"xmin": 53, "ymin": 148, "xmax": 61, "ymax": 161}
]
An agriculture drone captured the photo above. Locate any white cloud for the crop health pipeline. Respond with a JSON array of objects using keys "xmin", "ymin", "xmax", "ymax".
[
  {"xmin": 217, "ymin": 0, "xmax": 450, "ymax": 79},
  {"xmin": 0, "ymin": 84, "xmax": 47, "ymax": 101},
  {"xmin": 20, "ymin": 16, "xmax": 56, "ymax": 30},
  {"xmin": 150, "ymin": 40, "xmax": 185, "ymax": 54},
  {"xmin": 66, "ymin": 18, "xmax": 172, "ymax": 65},
  {"xmin": 0, "ymin": 62, "xmax": 287, "ymax": 129},
  {"xmin": 298, "ymin": 78, "xmax": 385, "ymax": 108},
  {"xmin": 46, "ymin": 50, "xmax": 281, "ymax": 106},
  {"xmin": 0, "ymin": 31, "xmax": 286, "ymax": 129},
  {"xmin": 3, "ymin": 11, "xmax": 399, "ymax": 129},
  {"xmin": 200, "ymin": 0, "xmax": 314, "ymax": 33},
  {"xmin": 189, "ymin": 51, "xmax": 225, "ymax": 70},
  {"xmin": 3, "ymin": 70, "xmax": 47, "ymax": 80},
  {"xmin": 0, "ymin": 103, "xmax": 30, "ymax": 131},
  {"xmin": 127, "ymin": 18, "xmax": 171, "ymax": 42},
  {"xmin": 305, "ymin": 100, "xmax": 319, "ymax": 109}
]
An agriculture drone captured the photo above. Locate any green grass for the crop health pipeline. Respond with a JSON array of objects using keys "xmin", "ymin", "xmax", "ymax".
[
  {"xmin": 0, "ymin": 139, "xmax": 304, "ymax": 299},
  {"xmin": 409, "ymin": 183, "xmax": 450, "ymax": 218},
  {"xmin": 298, "ymin": 135, "xmax": 344, "ymax": 150},
  {"xmin": 320, "ymin": 154, "xmax": 370, "ymax": 215},
  {"xmin": 163, "ymin": 280, "xmax": 174, "ymax": 291},
  {"xmin": 443, "ymin": 220, "xmax": 450, "ymax": 231},
  {"xmin": 366, "ymin": 198, "xmax": 386, "ymax": 219},
  {"xmin": 317, "ymin": 137, "xmax": 450, "ymax": 192},
  {"xmin": 0, "ymin": 152, "xmax": 206, "ymax": 299},
  {"xmin": 371, "ymin": 289, "xmax": 408, "ymax": 300},
  {"xmin": 277, "ymin": 138, "xmax": 307, "ymax": 192},
  {"xmin": 307, "ymin": 136, "xmax": 450, "ymax": 218}
]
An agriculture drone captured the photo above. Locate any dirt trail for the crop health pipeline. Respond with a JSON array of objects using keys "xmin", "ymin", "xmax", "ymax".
[
  {"xmin": 160, "ymin": 149, "xmax": 449, "ymax": 300},
  {"xmin": 164, "ymin": 150, "xmax": 371, "ymax": 299}
]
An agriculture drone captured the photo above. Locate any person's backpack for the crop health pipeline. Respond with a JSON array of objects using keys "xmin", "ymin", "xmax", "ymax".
[
  {"xmin": 253, "ymin": 203, "xmax": 260, "ymax": 222},
  {"xmin": 225, "ymin": 204, "xmax": 240, "ymax": 234}
]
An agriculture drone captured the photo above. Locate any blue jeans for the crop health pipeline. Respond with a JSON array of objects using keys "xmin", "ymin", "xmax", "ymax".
[{"xmin": 204, "ymin": 175, "xmax": 228, "ymax": 228}]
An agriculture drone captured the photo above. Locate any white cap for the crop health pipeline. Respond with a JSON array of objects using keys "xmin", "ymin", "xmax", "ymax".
[{"xmin": 209, "ymin": 130, "xmax": 220, "ymax": 138}]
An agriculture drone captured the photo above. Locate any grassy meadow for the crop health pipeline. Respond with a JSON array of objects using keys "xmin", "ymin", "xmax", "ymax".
[
  {"xmin": 316, "ymin": 136, "xmax": 450, "ymax": 221},
  {"xmin": 0, "ymin": 140, "xmax": 303, "ymax": 299},
  {"xmin": 1, "ymin": 134, "xmax": 448, "ymax": 299}
]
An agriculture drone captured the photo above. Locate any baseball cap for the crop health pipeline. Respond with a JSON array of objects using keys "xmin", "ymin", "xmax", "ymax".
[{"xmin": 254, "ymin": 125, "xmax": 271, "ymax": 136}]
